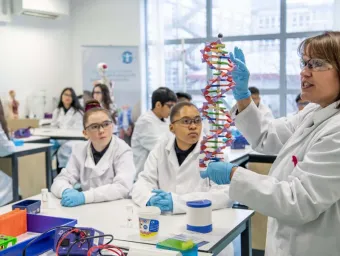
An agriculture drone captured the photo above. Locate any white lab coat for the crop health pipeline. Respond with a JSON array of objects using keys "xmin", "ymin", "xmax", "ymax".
[
  {"xmin": 230, "ymin": 100, "xmax": 340, "ymax": 256},
  {"xmin": 0, "ymin": 124, "xmax": 14, "ymax": 206},
  {"xmin": 231, "ymin": 101, "xmax": 274, "ymax": 120},
  {"xmin": 51, "ymin": 136, "xmax": 136, "ymax": 203},
  {"xmin": 51, "ymin": 107, "xmax": 84, "ymax": 167},
  {"xmin": 131, "ymin": 110, "xmax": 169, "ymax": 176},
  {"xmin": 131, "ymin": 134, "xmax": 234, "ymax": 214}
]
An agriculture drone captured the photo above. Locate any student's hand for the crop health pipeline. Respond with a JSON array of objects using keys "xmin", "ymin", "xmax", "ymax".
[
  {"xmin": 147, "ymin": 190, "xmax": 173, "ymax": 212},
  {"xmin": 200, "ymin": 161, "xmax": 238, "ymax": 185},
  {"xmin": 61, "ymin": 190, "xmax": 85, "ymax": 207},
  {"xmin": 229, "ymin": 47, "xmax": 251, "ymax": 101},
  {"xmin": 62, "ymin": 188, "xmax": 77, "ymax": 197}
]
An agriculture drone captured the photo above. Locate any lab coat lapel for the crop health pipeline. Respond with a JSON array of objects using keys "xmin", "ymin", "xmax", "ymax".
[
  {"xmin": 279, "ymin": 102, "xmax": 340, "ymax": 156},
  {"xmin": 85, "ymin": 139, "xmax": 113, "ymax": 178}
]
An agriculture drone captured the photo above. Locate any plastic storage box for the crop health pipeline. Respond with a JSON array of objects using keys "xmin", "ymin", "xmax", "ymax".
[
  {"xmin": 12, "ymin": 200, "xmax": 41, "ymax": 214},
  {"xmin": 0, "ymin": 214, "xmax": 77, "ymax": 256}
]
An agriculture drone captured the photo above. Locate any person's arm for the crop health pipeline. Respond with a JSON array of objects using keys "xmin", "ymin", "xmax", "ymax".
[
  {"xmin": 50, "ymin": 108, "xmax": 59, "ymax": 128},
  {"xmin": 171, "ymin": 184, "xmax": 234, "ymax": 214},
  {"xmin": 234, "ymin": 101, "xmax": 314, "ymax": 155},
  {"xmin": 82, "ymin": 142, "xmax": 136, "ymax": 204},
  {"xmin": 130, "ymin": 146, "xmax": 160, "ymax": 206},
  {"xmin": 51, "ymin": 151, "xmax": 80, "ymax": 198},
  {"xmin": 230, "ymin": 128, "xmax": 340, "ymax": 226}
]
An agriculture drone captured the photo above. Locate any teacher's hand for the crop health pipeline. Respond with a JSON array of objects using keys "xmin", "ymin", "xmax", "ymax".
[
  {"xmin": 200, "ymin": 161, "xmax": 238, "ymax": 185},
  {"xmin": 229, "ymin": 47, "xmax": 251, "ymax": 101}
]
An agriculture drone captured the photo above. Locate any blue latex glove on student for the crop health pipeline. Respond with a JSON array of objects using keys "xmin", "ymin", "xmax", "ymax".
[
  {"xmin": 147, "ymin": 189, "xmax": 173, "ymax": 212},
  {"xmin": 61, "ymin": 189, "xmax": 85, "ymax": 207},
  {"xmin": 200, "ymin": 162, "xmax": 238, "ymax": 185},
  {"xmin": 229, "ymin": 47, "xmax": 251, "ymax": 101}
]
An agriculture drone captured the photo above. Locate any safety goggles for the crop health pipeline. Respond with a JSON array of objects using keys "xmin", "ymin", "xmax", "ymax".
[
  {"xmin": 300, "ymin": 58, "xmax": 333, "ymax": 72},
  {"xmin": 172, "ymin": 116, "xmax": 202, "ymax": 127},
  {"xmin": 85, "ymin": 120, "xmax": 113, "ymax": 132}
]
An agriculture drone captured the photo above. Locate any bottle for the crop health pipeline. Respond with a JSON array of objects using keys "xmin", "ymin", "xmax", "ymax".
[{"xmin": 41, "ymin": 188, "xmax": 48, "ymax": 202}]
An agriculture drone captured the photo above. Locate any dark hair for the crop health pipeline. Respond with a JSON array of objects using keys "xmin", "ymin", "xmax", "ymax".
[
  {"xmin": 83, "ymin": 99, "xmax": 112, "ymax": 129},
  {"xmin": 298, "ymin": 31, "xmax": 340, "ymax": 108},
  {"xmin": 170, "ymin": 102, "xmax": 199, "ymax": 122},
  {"xmin": 249, "ymin": 87, "xmax": 260, "ymax": 95},
  {"xmin": 92, "ymin": 84, "xmax": 117, "ymax": 124},
  {"xmin": 58, "ymin": 88, "xmax": 84, "ymax": 113},
  {"xmin": 152, "ymin": 87, "xmax": 177, "ymax": 109},
  {"xmin": 295, "ymin": 93, "xmax": 302, "ymax": 103},
  {"xmin": 92, "ymin": 84, "xmax": 112, "ymax": 110},
  {"xmin": 0, "ymin": 100, "xmax": 10, "ymax": 140},
  {"xmin": 176, "ymin": 92, "xmax": 192, "ymax": 101}
]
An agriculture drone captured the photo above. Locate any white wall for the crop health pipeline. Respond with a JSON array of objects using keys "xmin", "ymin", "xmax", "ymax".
[
  {"xmin": 70, "ymin": 0, "xmax": 143, "ymax": 94},
  {"xmin": 0, "ymin": 14, "xmax": 71, "ymax": 117}
]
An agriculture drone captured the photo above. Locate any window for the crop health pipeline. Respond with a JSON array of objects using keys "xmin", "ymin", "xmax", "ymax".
[{"xmin": 146, "ymin": 0, "xmax": 336, "ymax": 116}]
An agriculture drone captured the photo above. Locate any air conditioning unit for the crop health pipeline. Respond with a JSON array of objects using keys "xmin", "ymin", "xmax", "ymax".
[{"xmin": 13, "ymin": 0, "xmax": 69, "ymax": 19}]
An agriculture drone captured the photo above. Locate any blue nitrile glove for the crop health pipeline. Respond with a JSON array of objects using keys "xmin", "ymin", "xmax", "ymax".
[
  {"xmin": 200, "ymin": 162, "xmax": 238, "ymax": 185},
  {"xmin": 229, "ymin": 47, "xmax": 251, "ymax": 101},
  {"xmin": 149, "ymin": 189, "xmax": 173, "ymax": 212},
  {"xmin": 62, "ymin": 188, "xmax": 77, "ymax": 197},
  {"xmin": 61, "ymin": 190, "xmax": 85, "ymax": 207}
]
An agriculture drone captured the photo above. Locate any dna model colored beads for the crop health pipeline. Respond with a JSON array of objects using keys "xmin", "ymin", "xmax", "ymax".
[{"xmin": 199, "ymin": 34, "xmax": 235, "ymax": 169}]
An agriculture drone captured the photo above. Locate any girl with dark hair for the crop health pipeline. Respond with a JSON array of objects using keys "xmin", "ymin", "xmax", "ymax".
[
  {"xmin": 92, "ymin": 84, "xmax": 118, "ymax": 129},
  {"xmin": 51, "ymin": 100, "xmax": 135, "ymax": 207},
  {"xmin": 0, "ymin": 100, "xmax": 14, "ymax": 206},
  {"xmin": 51, "ymin": 88, "xmax": 84, "ymax": 169}
]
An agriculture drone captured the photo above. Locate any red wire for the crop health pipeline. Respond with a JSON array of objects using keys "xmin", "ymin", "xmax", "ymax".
[
  {"xmin": 55, "ymin": 228, "xmax": 80, "ymax": 256},
  {"xmin": 87, "ymin": 244, "xmax": 124, "ymax": 256}
]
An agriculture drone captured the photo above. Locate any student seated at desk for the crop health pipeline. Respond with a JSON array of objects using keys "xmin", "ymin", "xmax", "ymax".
[
  {"xmin": 51, "ymin": 100, "xmax": 136, "ymax": 207},
  {"xmin": 51, "ymin": 88, "xmax": 84, "ymax": 169},
  {"xmin": 0, "ymin": 100, "xmax": 14, "ymax": 206},
  {"xmin": 131, "ymin": 102, "xmax": 233, "ymax": 214}
]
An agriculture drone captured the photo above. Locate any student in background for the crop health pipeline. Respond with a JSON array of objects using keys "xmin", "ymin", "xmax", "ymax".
[
  {"xmin": 131, "ymin": 87, "xmax": 177, "ymax": 177},
  {"xmin": 295, "ymin": 93, "xmax": 309, "ymax": 111},
  {"xmin": 51, "ymin": 88, "xmax": 84, "ymax": 169},
  {"xmin": 249, "ymin": 86, "xmax": 274, "ymax": 119},
  {"xmin": 176, "ymin": 92, "xmax": 192, "ymax": 103},
  {"xmin": 51, "ymin": 100, "xmax": 136, "ymax": 207},
  {"xmin": 0, "ymin": 100, "xmax": 14, "ymax": 206},
  {"xmin": 92, "ymin": 84, "xmax": 118, "ymax": 133}
]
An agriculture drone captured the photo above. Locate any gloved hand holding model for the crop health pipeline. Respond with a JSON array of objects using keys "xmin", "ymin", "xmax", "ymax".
[
  {"xmin": 229, "ymin": 47, "xmax": 251, "ymax": 101},
  {"xmin": 147, "ymin": 189, "xmax": 173, "ymax": 212},
  {"xmin": 200, "ymin": 162, "xmax": 238, "ymax": 185},
  {"xmin": 61, "ymin": 189, "xmax": 85, "ymax": 207}
]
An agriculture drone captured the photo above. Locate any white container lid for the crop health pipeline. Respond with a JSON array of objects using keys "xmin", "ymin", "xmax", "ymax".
[
  {"xmin": 138, "ymin": 206, "xmax": 161, "ymax": 218},
  {"xmin": 41, "ymin": 188, "xmax": 48, "ymax": 193}
]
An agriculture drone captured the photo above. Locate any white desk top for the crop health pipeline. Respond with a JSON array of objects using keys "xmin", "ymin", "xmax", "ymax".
[
  {"xmin": 13, "ymin": 143, "xmax": 52, "ymax": 153},
  {"xmin": 0, "ymin": 194, "xmax": 253, "ymax": 253},
  {"xmin": 21, "ymin": 136, "xmax": 49, "ymax": 142},
  {"xmin": 31, "ymin": 128, "xmax": 85, "ymax": 139},
  {"xmin": 226, "ymin": 146, "xmax": 252, "ymax": 163}
]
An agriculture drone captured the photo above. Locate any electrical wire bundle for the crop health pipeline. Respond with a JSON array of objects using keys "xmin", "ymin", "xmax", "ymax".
[
  {"xmin": 199, "ymin": 33, "xmax": 235, "ymax": 169},
  {"xmin": 22, "ymin": 226, "xmax": 125, "ymax": 256}
]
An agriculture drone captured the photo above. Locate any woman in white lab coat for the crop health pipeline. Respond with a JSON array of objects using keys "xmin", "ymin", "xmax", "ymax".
[
  {"xmin": 201, "ymin": 32, "xmax": 340, "ymax": 256},
  {"xmin": 131, "ymin": 102, "xmax": 234, "ymax": 214},
  {"xmin": 51, "ymin": 88, "xmax": 84, "ymax": 169},
  {"xmin": 51, "ymin": 100, "xmax": 136, "ymax": 207},
  {"xmin": 0, "ymin": 100, "xmax": 14, "ymax": 206}
]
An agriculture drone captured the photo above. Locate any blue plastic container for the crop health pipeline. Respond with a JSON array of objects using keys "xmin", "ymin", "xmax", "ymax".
[
  {"xmin": 12, "ymin": 200, "xmax": 41, "ymax": 214},
  {"xmin": 0, "ymin": 214, "xmax": 77, "ymax": 256},
  {"xmin": 12, "ymin": 139, "xmax": 24, "ymax": 146}
]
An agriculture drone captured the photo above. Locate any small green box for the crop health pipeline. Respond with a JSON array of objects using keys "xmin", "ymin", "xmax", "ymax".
[
  {"xmin": 0, "ymin": 235, "xmax": 17, "ymax": 251},
  {"xmin": 156, "ymin": 238, "xmax": 198, "ymax": 256}
]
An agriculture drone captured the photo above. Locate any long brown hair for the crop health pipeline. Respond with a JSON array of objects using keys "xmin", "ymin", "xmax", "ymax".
[
  {"xmin": 0, "ymin": 100, "xmax": 10, "ymax": 139},
  {"xmin": 298, "ymin": 31, "xmax": 340, "ymax": 108}
]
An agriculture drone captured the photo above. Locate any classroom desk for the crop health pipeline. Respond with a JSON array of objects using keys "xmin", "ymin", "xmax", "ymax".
[
  {"xmin": 0, "ymin": 144, "xmax": 52, "ymax": 201},
  {"xmin": 0, "ymin": 194, "xmax": 254, "ymax": 256},
  {"xmin": 226, "ymin": 146, "xmax": 253, "ymax": 166},
  {"xmin": 31, "ymin": 128, "xmax": 86, "ymax": 140},
  {"xmin": 248, "ymin": 151, "xmax": 277, "ymax": 164},
  {"xmin": 21, "ymin": 136, "xmax": 50, "ymax": 144}
]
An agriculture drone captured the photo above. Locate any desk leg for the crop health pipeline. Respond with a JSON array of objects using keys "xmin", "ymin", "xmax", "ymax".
[
  {"xmin": 241, "ymin": 218, "xmax": 252, "ymax": 256},
  {"xmin": 45, "ymin": 147, "xmax": 52, "ymax": 190},
  {"xmin": 11, "ymin": 155, "xmax": 19, "ymax": 201}
]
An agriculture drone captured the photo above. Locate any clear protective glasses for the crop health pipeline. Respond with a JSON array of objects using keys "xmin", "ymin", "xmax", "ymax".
[
  {"xmin": 300, "ymin": 58, "xmax": 333, "ymax": 72},
  {"xmin": 85, "ymin": 120, "xmax": 113, "ymax": 132},
  {"xmin": 172, "ymin": 116, "xmax": 202, "ymax": 127}
]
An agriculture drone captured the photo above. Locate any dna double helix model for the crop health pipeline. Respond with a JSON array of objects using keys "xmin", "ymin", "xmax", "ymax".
[{"xmin": 199, "ymin": 34, "xmax": 235, "ymax": 169}]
